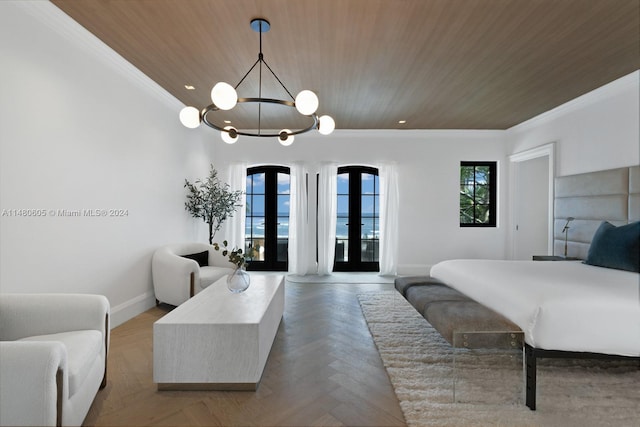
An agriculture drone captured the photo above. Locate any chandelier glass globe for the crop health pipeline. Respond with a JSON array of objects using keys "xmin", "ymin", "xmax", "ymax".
[
  {"xmin": 295, "ymin": 90, "xmax": 319, "ymax": 115},
  {"xmin": 318, "ymin": 115, "xmax": 335, "ymax": 135},
  {"xmin": 221, "ymin": 126, "xmax": 239, "ymax": 144},
  {"xmin": 179, "ymin": 106, "xmax": 201, "ymax": 129},
  {"xmin": 211, "ymin": 82, "xmax": 238, "ymax": 110},
  {"xmin": 278, "ymin": 129, "xmax": 295, "ymax": 146}
]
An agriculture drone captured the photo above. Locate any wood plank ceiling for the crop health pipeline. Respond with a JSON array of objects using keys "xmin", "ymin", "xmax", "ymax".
[{"xmin": 52, "ymin": 0, "xmax": 640, "ymax": 130}]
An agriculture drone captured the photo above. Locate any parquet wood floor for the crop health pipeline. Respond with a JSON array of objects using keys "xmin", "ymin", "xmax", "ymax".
[{"xmin": 84, "ymin": 281, "xmax": 407, "ymax": 426}]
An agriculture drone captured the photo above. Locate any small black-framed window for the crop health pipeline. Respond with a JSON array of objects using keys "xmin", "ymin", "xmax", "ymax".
[{"xmin": 460, "ymin": 161, "xmax": 497, "ymax": 227}]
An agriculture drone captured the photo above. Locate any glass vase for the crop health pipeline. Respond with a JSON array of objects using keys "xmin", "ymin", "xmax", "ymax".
[{"xmin": 226, "ymin": 267, "xmax": 250, "ymax": 293}]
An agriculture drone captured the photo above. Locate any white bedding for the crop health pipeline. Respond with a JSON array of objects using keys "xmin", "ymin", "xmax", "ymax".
[{"xmin": 430, "ymin": 260, "xmax": 640, "ymax": 357}]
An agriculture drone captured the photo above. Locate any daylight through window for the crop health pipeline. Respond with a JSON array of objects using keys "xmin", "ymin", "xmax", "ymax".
[{"xmin": 460, "ymin": 161, "xmax": 497, "ymax": 227}]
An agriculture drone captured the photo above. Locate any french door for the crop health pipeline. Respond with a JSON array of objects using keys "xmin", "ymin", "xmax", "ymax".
[
  {"xmin": 334, "ymin": 166, "xmax": 380, "ymax": 272},
  {"xmin": 245, "ymin": 166, "xmax": 290, "ymax": 271}
]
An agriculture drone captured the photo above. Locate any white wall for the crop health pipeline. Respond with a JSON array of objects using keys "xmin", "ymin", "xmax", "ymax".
[
  {"xmin": 0, "ymin": 2, "xmax": 211, "ymax": 326},
  {"xmin": 211, "ymin": 129, "xmax": 509, "ymax": 274},
  {"xmin": 507, "ymin": 71, "xmax": 639, "ymax": 176}
]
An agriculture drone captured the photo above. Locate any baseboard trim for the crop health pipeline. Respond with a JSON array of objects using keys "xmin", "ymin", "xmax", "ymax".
[{"xmin": 110, "ymin": 290, "xmax": 156, "ymax": 328}]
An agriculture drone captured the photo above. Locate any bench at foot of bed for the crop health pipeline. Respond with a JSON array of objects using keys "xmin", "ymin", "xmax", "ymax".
[
  {"xmin": 395, "ymin": 275, "xmax": 521, "ymax": 348},
  {"xmin": 395, "ymin": 276, "xmax": 530, "ymax": 405},
  {"xmin": 395, "ymin": 275, "xmax": 640, "ymax": 411}
]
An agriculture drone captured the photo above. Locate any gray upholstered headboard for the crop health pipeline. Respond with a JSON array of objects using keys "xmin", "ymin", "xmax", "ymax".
[{"xmin": 554, "ymin": 165, "xmax": 640, "ymax": 259}]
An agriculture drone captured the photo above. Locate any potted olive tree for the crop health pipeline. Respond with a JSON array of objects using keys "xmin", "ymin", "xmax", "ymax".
[{"xmin": 184, "ymin": 165, "xmax": 243, "ymax": 245}]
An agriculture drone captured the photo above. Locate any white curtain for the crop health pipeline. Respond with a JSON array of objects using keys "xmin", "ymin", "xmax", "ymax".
[
  {"xmin": 378, "ymin": 163, "xmax": 399, "ymax": 276},
  {"xmin": 224, "ymin": 162, "xmax": 247, "ymax": 251},
  {"xmin": 288, "ymin": 162, "xmax": 311, "ymax": 274},
  {"xmin": 317, "ymin": 163, "xmax": 338, "ymax": 275}
]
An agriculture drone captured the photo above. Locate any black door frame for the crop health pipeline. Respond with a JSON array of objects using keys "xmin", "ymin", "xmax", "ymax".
[
  {"xmin": 333, "ymin": 166, "xmax": 379, "ymax": 272},
  {"xmin": 246, "ymin": 166, "xmax": 290, "ymax": 271}
]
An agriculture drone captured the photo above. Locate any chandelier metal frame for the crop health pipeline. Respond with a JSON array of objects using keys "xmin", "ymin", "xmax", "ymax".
[{"xmin": 180, "ymin": 18, "xmax": 333, "ymax": 144}]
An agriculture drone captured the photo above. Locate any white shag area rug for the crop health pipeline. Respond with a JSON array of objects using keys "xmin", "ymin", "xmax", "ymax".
[{"xmin": 358, "ymin": 292, "xmax": 640, "ymax": 427}]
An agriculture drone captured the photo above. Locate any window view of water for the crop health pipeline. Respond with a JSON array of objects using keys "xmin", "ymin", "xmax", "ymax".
[
  {"xmin": 244, "ymin": 169, "xmax": 291, "ymax": 264},
  {"xmin": 335, "ymin": 214, "xmax": 379, "ymax": 239},
  {"xmin": 244, "ymin": 167, "xmax": 380, "ymax": 266}
]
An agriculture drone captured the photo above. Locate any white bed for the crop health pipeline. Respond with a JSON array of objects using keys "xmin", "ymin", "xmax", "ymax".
[
  {"xmin": 430, "ymin": 165, "xmax": 640, "ymax": 410},
  {"xmin": 430, "ymin": 259, "xmax": 640, "ymax": 357}
]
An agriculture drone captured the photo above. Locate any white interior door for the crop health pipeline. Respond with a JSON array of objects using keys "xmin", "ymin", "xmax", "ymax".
[{"xmin": 514, "ymin": 156, "xmax": 550, "ymax": 260}]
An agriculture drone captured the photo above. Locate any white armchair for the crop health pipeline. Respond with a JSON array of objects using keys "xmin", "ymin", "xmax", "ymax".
[
  {"xmin": 152, "ymin": 242, "xmax": 235, "ymax": 306},
  {"xmin": 0, "ymin": 293, "xmax": 110, "ymax": 427}
]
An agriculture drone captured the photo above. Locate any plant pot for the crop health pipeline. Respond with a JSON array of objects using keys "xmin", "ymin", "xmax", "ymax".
[{"xmin": 226, "ymin": 267, "xmax": 250, "ymax": 293}]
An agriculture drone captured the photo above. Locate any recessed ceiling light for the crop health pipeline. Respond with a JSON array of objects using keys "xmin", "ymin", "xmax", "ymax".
[
  {"xmin": 224, "ymin": 120, "xmax": 232, "ymax": 124},
  {"xmin": 184, "ymin": 85, "xmax": 195, "ymax": 90},
  {"xmin": 398, "ymin": 120, "xmax": 407, "ymax": 124}
]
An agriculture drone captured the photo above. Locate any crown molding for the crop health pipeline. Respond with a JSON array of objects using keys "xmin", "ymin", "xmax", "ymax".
[
  {"xmin": 302, "ymin": 128, "xmax": 506, "ymax": 141},
  {"xmin": 16, "ymin": 1, "xmax": 183, "ymax": 110},
  {"xmin": 507, "ymin": 70, "xmax": 639, "ymax": 134}
]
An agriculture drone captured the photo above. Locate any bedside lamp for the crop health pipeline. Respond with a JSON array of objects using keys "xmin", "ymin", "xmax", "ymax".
[{"xmin": 562, "ymin": 217, "xmax": 575, "ymax": 257}]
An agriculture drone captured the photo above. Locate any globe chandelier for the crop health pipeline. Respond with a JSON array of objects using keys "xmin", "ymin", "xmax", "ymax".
[{"xmin": 179, "ymin": 18, "xmax": 335, "ymax": 146}]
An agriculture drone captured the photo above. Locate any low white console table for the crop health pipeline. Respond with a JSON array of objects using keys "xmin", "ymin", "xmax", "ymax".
[{"xmin": 153, "ymin": 274, "xmax": 284, "ymax": 390}]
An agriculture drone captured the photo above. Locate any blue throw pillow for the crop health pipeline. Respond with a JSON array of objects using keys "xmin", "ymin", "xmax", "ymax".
[
  {"xmin": 584, "ymin": 221, "xmax": 640, "ymax": 272},
  {"xmin": 181, "ymin": 250, "xmax": 209, "ymax": 267}
]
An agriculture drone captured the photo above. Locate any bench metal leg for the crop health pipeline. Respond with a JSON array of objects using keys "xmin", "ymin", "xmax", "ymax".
[{"xmin": 525, "ymin": 344, "xmax": 537, "ymax": 410}]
